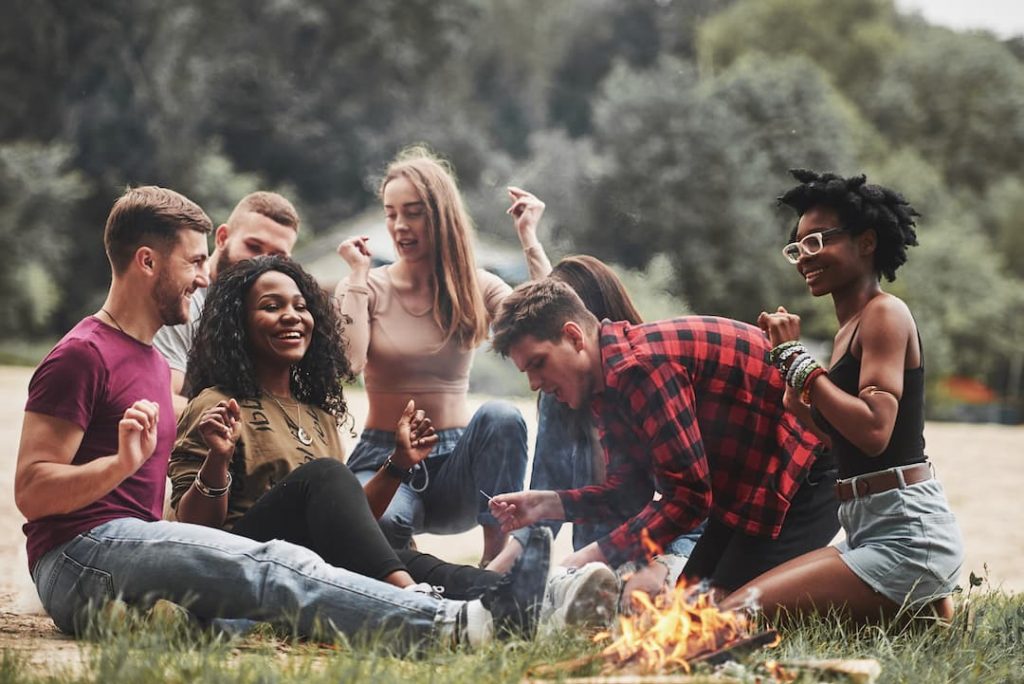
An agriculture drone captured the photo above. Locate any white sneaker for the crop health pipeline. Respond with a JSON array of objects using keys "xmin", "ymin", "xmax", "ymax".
[{"xmin": 539, "ymin": 562, "xmax": 619, "ymax": 634}]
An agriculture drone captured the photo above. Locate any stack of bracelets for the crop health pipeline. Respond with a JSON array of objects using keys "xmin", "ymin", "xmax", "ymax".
[{"xmin": 769, "ymin": 340, "xmax": 827, "ymax": 406}]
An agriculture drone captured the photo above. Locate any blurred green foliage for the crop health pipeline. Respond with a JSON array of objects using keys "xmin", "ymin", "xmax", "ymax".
[{"xmin": 1, "ymin": 0, "xmax": 1021, "ymax": 409}]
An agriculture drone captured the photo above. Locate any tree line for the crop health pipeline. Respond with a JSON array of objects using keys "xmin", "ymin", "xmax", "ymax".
[{"xmin": 2, "ymin": 0, "xmax": 1022, "ymax": 411}]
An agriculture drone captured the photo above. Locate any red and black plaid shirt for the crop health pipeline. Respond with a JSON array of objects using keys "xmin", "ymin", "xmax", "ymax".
[{"xmin": 556, "ymin": 317, "xmax": 819, "ymax": 566}]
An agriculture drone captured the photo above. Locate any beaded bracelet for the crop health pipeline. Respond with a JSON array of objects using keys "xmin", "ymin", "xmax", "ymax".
[
  {"xmin": 793, "ymin": 355, "xmax": 821, "ymax": 388},
  {"xmin": 786, "ymin": 355, "xmax": 816, "ymax": 388},
  {"xmin": 777, "ymin": 344, "xmax": 806, "ymax": 372},
  {"xmin": 800, "ymin": 367, "xmax": 827, "ymax": 406},
  {"xmin": 194, "ymin": 470, "xmax": 232, "ymax": 498},
  {"xmin": 768, "ymin": 340, "xmax": 801, "ymax": 365}
]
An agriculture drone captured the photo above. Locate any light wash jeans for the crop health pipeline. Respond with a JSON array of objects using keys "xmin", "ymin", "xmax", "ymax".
[
  {"xmin": 31, "ymin": 517, "xmax": 462, "ymax": 649},
  {"xmin": 349, "ymin": 401, "xmax": 528, "ymax": 550},
  {"xmin": 513, "ymin": 393, "xmax": 706, "ymax": 562}
]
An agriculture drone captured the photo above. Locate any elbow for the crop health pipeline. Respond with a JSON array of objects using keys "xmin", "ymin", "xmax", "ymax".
[
  {"xmin": 15, "ymin": 486, "xmax": 45, "ymax": 523},
  {"xmin": 856, "ymin": 430, "xmax": 893, "ymax": 458}
]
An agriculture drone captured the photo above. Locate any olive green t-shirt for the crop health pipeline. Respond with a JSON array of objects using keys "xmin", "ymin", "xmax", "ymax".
[{"xmin": 169, "ymin": 387, "xmax": 345, "ymax": 530}]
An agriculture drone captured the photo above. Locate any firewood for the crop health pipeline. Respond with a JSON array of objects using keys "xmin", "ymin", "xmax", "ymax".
[
  {"xmin": 522, "ymin": 675, "xmax": 743, "ymax": 684},
  {"xmin": 777, "ymin": 658, "xmax": 882, "ymax": 684}
]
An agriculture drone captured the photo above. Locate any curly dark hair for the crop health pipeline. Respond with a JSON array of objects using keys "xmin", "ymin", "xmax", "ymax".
[
  {"xmin": 185, "ymin": 255, "xmax": 354, "ymax": 424},
  {"xmin": 778, "ymin": 169, "xmax": 920, "ymax": 282}
]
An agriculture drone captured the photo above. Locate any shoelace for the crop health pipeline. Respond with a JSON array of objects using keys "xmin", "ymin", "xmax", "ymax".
[{"xmin": 405, "ymin": 583, "xmax": 446, "ymax": 600}]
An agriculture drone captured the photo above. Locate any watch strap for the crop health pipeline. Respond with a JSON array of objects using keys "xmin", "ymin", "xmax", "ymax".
[{"xmin": 381, "ymin": 456, "xmax": 414, "ymax": 484}]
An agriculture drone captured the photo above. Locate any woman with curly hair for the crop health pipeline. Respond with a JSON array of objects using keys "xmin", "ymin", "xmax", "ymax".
[
  {"xmin": 722, "ymin": 170, "xmax": 964, "ymax": 622},
  {"xmin": 169, "ymin": 256, "xmax": 548, "ymax": 601},
  {"xmin": 336, "ymin": 146, "xmax": 552, "ymax": 565}
]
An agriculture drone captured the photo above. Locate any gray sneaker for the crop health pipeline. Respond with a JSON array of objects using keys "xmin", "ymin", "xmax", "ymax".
[
  {"xmin": 479, "ymin": 527, "xmax": 552, "ymax": 638},
  {"xmin": 539, "ymin": 562, "xmax": 619, "ymax": 634}
]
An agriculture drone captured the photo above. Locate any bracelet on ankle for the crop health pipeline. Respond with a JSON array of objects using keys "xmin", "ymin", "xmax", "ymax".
[{"xmin": 194, "ymin": 470, "xmax": 232, "ymax": 498}]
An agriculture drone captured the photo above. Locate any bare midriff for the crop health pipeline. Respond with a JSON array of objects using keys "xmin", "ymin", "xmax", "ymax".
[{"xmin": 363, "ymin": 390, "xmax": 471, "ymax": 432}]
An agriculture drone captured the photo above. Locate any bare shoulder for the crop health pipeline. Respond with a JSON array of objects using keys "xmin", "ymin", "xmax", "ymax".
[
  {"xmin": 862, "ymin": 293, "xmax": 914, "ymax": 328},
  {"xmin": 857, "ymin": 293, "xmax": 917, "ymax": 350}
]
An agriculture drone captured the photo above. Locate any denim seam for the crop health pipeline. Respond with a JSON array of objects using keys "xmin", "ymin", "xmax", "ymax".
[{"xmin": 83, "ymin": 530, "xmax": 441, "ymax": 619}]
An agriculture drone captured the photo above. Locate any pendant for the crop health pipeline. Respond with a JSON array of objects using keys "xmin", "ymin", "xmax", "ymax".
[{"xmin": 296, "ymin": 426, "xmax": 313, "ymax": 446}]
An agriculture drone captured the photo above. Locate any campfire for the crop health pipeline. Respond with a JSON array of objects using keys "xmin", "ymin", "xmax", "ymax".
[
  {"xmin": 592, "ymin": 583, "xmax": 778, "ymax": 675},
  {"xmin": 528, "ymin": 581, "xmax": 778, "ymax": 681},
  {"xmin": 527, "ymin": 530, "xmax": 780, "ymax": 681}
]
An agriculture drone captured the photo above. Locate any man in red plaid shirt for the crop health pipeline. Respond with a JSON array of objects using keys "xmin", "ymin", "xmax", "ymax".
[{"xmin": 489, "ymin": 278, "xmax": 838, "ymax": 591}]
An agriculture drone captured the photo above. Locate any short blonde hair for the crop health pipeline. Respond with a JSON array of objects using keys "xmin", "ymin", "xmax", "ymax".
[{"xmin": 227, "ymin": 191, "xmax": 300, "ymax": 231}]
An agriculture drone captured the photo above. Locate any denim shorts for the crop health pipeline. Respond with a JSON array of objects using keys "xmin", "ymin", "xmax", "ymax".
[{"xmin": 836, "ymin": 468, "xmax": 964, "ymax": 608}]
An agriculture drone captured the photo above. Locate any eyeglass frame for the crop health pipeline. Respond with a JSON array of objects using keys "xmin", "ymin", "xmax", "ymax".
[{"xmin": 782, "ymin": 227, "xmax": 845, "ymax": 264}]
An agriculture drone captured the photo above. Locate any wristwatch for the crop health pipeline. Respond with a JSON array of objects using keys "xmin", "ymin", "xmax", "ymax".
[{"xmin": 380, "ymin": 455, "xmax": 415, "ymax": 484}]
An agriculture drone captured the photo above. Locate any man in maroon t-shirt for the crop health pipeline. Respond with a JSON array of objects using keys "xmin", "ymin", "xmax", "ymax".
[{"xmin": 18, "ymin": 186, "xmax": 212, "ymax": 569}]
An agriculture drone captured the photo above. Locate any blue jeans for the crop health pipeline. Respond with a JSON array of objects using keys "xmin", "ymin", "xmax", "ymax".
[
  {"xmin": 511, "ymin": 394, "xmax": 615, "ymax": 551},
  {"xmin": 31, "ymin": 518, "xmax": 462, "ymax": 648},
  {"xmin": 514, "ymin": 393, "xmax": 706, "ymax": 561},
  {"xmin": 665, "ymin": 524, "xmax": 706, "ymax": 559},
  {"xmin": 348, "ymin": 401, "xmax": 528, "ymax": 549}
]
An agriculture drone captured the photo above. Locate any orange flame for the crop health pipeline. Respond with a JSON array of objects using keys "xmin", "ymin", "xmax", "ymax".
[
  {"xmin": 592, "ymin": 582, "xmax": 757, "ymax": 674},
  {"xmin": 639, "ymin": 528, "xmax": 663, "ymax": 563}
]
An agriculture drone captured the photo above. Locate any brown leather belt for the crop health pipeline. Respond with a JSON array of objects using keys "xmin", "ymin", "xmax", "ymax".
[{"xmin": 834, "ymin": 462, "xmax": 932, "ymax": 502}]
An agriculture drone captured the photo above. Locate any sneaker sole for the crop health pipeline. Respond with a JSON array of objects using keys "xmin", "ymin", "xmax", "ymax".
[{"xmin": 563, "ymin": 569, "xmax": 619, "ymax": 628}]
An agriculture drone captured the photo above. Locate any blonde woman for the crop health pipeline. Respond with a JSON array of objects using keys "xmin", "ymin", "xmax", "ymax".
[{"xmin": 336, "ymin": 147, "xmax": 550, "ymax": 566}]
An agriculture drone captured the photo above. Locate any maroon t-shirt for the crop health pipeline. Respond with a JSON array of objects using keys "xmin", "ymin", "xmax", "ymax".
[{"xmin": 23, "ymin": 317, "xmax": 176, "ymax": 571}]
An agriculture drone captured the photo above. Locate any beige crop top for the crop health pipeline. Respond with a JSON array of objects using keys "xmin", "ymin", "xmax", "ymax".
[{"xmin": 337, "ymin": 245, "xmax": 551, "ymax": 397}]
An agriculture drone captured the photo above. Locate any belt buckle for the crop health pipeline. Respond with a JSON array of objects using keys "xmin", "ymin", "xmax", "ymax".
[{"xmin": 854, "ymin": 477, "xmax": 872, "ymax": 498}]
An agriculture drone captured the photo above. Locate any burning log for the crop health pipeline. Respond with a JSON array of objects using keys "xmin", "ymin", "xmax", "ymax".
[{"xmin": 688, "ymin": 630, "xmax": 780, "ymax": 666}]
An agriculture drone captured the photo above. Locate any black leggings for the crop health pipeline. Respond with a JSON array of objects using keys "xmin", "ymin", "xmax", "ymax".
[
  {"xmin": 231, "ymin": 458, "xmax": 500, "ymax": 598},
  {"xmin": 682, "ymin": 453, "xmax": 840, "ymax": 591}
]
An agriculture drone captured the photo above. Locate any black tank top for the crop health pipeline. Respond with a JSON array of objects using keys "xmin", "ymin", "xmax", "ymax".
[{"xmin": 811, "ymin": 325, "xmax": 927, "ymax": 479}]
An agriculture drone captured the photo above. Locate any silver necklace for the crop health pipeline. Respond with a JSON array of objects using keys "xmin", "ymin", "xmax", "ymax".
[{"xmin": 263, "ymin": 391, "xmax": 313, "ymax": 446}]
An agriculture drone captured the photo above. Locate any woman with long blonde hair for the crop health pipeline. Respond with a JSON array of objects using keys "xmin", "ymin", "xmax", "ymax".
[{"xmin": 336, "ymin": 146, "xmax": 551, "ymax": 565}]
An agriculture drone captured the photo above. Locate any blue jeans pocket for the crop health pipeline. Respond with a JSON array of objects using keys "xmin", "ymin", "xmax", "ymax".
[
  {"xmin": 860, "ymin": 488, "xmax": 907, "ymax": 518},
  {"xmin": 44, "ymin": 553, "xmax": 115, "ymax": 634}
]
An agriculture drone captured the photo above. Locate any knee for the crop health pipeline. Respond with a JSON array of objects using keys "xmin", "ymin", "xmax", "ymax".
[
  {"xmin": 377, "ymin": 505, "xmax": 417, "ymax": 547},
  {"xmin": 474, "ymin": 401, "xmax": 527, "ymax": 441},
  {"xmin": 301, "ymin": 458, "xmax": 361, "ymax": 491},
  {"xmin": 929, "ymin": 596, "xmax": 955, "ymax": 623},
  {"xmin": 295, "ymin": 458, "xmax": 343, "ymax": 478}
]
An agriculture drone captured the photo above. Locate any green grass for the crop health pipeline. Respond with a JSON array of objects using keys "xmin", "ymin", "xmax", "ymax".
[{"xmin": 2, "ymin": 589, "xmax": 1023, "ymax": 683}]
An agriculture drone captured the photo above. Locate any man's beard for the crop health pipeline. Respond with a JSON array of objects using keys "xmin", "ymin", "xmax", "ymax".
[{"xmin": 152, "ymin": 269, "xmax": 190, "ymax": 326}]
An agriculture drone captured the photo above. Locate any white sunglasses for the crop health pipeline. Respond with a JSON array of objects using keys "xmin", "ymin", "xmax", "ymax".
[{"xmin": 782, "ymin": 228, "xmax": 845, "ymax": 264}]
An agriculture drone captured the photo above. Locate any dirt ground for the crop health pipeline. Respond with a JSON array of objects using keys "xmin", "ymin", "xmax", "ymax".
[{"xmin": 0, "ymin": 365, "xmax": 1021, "ymax": 670}]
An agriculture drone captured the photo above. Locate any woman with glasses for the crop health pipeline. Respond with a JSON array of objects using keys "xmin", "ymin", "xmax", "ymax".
[{"xmin": 720, "ymin": 169, "xmax": 963, "ymax": 623}]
